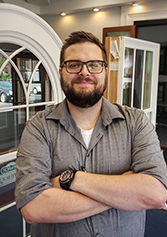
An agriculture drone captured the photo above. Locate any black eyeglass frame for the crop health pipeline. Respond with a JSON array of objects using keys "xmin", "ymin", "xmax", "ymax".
[{"xmin": 61, "ymin": 60, "xmax": 107, "ymax": 74}]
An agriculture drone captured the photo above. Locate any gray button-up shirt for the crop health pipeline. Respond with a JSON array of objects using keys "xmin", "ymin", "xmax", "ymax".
[{"xmin": 15, "ymin": 97, "xmax": 167, "ymax": 237}]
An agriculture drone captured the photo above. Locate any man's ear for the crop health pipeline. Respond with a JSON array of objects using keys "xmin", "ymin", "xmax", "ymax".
[
  {"xmin": 105, "ymin": 67, "xmax": 108, "ymax": 75},
  {"xmin": 59, "ymin": 67, "xmax": 62, "ymax": 76}
]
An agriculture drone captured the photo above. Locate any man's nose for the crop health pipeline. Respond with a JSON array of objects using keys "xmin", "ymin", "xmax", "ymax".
[{"xmin": 79, "ymin": 64, "xmax": 90, "ymax": 76}]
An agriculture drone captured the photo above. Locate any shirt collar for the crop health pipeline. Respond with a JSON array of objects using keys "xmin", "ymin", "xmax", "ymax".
[
  {"xmin": 101, "ymin": 97, "xmax": 124, "ymax": 126},
  {"xmin": 46, "ymin": 97, "xmax": 125, "ymax": 127}
]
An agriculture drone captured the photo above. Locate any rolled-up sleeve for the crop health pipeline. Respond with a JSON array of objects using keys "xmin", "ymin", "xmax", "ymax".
[
  {"xmin": 130, "ymin": 109, "xmax": 167, "ymax": 188},
  {"xmin": 15, "ymin": 112, "xmax": 53, "ymax": 210}
]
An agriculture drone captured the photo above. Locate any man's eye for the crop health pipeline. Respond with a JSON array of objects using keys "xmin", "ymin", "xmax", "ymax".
[
  {"xmin": 68, "ymin": 63, "xmax": 80, "ymax": 68},
  {"xmin": 89, "ymin": 63, "xmax": 100, "ymax": 69}
]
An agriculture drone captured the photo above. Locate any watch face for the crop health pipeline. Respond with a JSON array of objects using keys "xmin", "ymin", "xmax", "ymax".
[{"xmin": 60, "ymin": 170, "xmax": 72, "ymax": 181}]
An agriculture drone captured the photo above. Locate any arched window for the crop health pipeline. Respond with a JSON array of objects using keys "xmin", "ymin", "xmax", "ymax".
[{"xmin": 0, "ymin": 4, "xmax": 64, "ymax": 236}]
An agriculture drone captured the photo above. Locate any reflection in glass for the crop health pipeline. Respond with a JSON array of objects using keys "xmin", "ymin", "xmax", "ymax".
[
  {"xmin": 28, "ymin": 66, "xmax": 52, "ymax": 104},
  {"xmin": 0, "ymin": 43, "xmax": 55, "ymax": 155},
  {"xmin": 133, "ymin": 49, "xmax": 144, "ymax": 108},
  {"xmin": 0, "ymin": 51, "xmax": 13, "ymax": 106},
  {"xmin": 0, "ymin": 108, "xmax": 26, "ymax": 153},
  {"xmin": 17, "ymin": 57, "xmax": 38, "ymax": 83},
  {"xmin": 123, "ymin": 48, "xmax": 134, "ymax": 106},
  {"xmin": 143, "ymin": 51, "xmax": 152, "ymax": 109},
  {"xmin": 12, "ymin": 77, "xmax": 26, "ymax": 105},
  {"xmin": 0, "ymin": 80, "xmax": 13, "ymax": 104},
  {"xmin": 107, "ymin": 31, "xmax": 130, "ymax": 37}
]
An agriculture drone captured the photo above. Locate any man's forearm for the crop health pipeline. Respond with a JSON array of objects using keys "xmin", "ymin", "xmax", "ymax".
[
  {"xmin": 71, "ymin": 171, "xmax": 167, "ymax": 211},
  {"xmin": 21, "ymin": 187, "xmax": 111, "ymax": 224}
]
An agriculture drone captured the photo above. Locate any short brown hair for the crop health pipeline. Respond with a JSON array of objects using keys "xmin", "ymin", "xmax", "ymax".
[{"xmin": 60, "ymin": 31, "xmax": 107, "ymax": 66}]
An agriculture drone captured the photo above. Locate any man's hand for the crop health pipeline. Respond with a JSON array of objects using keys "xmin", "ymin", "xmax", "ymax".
[
  {"xmin": 50, "ymin": 170, "xmax": 134, "ymax": 189},
  {"xmin": 122, "ymin": 170, "xmax": 134, "ymax": 175},
  {"xmin": 50, "ymin": 175, "xmax": 60, "ymax": 188}
]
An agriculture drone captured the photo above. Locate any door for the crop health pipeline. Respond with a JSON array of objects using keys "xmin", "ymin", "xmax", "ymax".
[
  {"xmin": 104, "ymin": 36, "xmax": 160, "ymax": 126},
  {"xmin": 103, "ymin": 25, "xmax": 136, "ymax": 44}
]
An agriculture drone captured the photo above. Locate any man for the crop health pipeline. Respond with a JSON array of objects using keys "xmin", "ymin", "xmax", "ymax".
[{"xmin": 15, "ymin": 31, "xmax": 167, "ymax": 237}]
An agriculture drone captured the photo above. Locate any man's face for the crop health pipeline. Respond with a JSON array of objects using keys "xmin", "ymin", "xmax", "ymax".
[{"xmin": 59, "ymin": 42, "xmax": 108, "ymax": 108}]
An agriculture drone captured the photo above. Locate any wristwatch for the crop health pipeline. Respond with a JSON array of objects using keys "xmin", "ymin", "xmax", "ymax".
[{"xmin": 59, "ymin": 169, "xmax": 76, "ymax": 191}]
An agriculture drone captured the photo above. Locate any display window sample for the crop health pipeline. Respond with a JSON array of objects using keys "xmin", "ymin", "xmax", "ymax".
[
  {"xmin": 0, "ymin": 43, "xmax": 56, "ymax": 208},
  {"xmin": 0, "ymin": 3, "xmax": 64, "ymax": 236},
  {"xmin": 123, "ymin": 48, "xmax": 153, "ymax": 110},
  {"xmin": 0, "ymin": 44, "xmax": 54, "ymax": 155},
  {"xmin": 104, "ymin": 36, "xmax": 160, "ymax": 127}
]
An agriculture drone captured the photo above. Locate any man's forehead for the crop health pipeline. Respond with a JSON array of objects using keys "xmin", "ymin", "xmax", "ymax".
[{"xmin": 64, "ymin": 42, "xmax": 103, "ymax": 60}]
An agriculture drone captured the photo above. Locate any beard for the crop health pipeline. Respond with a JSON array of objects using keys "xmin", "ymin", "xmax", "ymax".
[{"xmin": 60, "ymin": 75, "xmax": 107, "ymax": 108}]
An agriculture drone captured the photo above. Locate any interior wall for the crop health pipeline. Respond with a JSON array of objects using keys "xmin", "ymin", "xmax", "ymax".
[
  {"xmin": 41, "ymin": 0, "xmax": 167, "ymax": 43},
  {"xmin": 121, "ymin": 0, "xmax": 167, "ymax": 25},
  {"xmin": 42, "ymin": 6, "xmax": 120, "ymax": 42}
]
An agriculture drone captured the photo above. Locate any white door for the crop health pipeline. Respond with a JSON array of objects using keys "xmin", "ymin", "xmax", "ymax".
[
  {"xmin": 0, "ymin": 3, "xmax": 64, "ymax": 237},
  {"xmin": 117, "ymin": 36, "xmax": 160, "ymax": 126}
]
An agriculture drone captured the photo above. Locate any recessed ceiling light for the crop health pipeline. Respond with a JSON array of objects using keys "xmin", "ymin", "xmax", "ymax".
[
  {"xmin": 61, "ymin": 12, "xmax": 66, "ymax": 16},
  {"xmin": 132, "ymin": 2, "xmax": 139, "ymax": 7},
  {"xmin": 93, "ymin": 8, "xmax": 99, "ymax": 12}
]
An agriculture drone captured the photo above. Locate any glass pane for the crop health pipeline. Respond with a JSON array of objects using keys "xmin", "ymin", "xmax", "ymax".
[
  {"xmin": 143, "ymin": 51, "xmax": 153, "ymax": 109},
  {"xmin": 0, "ymin": 108, "xmax": 26, "ymax": 153},
  {"xmin": 13, "ymin": 77, "xmax": 26, "ymax": 105},
  {"xmin": 0, "ymin": 51, "xmax": 13, "ymax": 107},
  {"xmin": 107, "ymin": 31, "xmax": 130, "ymax": 37},
  {"xmin": 123, "ymin": 48, "xmax": 134, "ymax": 106},
  {"xmin": 0, "ymin": 53, "xmax": 4, "ymax": 67},
  {"xmin": 133, "ymin": 49, "xmax": 144, "ymax": 109},
  {"xmin": 0, "ymin": 43, "xmax": 26, "ymax": 107},
  {"xmin": 29, "ymin": 66, "xmax": 52, "ymax": 104},
  {"xmin": 0, "ymin": 79, "xmax": 13, "ymax": 105},
  {"xmin": 17, "ymin": 57, "xmax": 38, "ymax": 83},
  {"xmin": 0, "ymin": 159, "xmax": 16, "ymax": 206}
]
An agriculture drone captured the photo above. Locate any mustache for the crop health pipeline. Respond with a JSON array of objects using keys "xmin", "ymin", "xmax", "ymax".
[{"xmin": 71, "ymin": 77, "xmax": 97, "ymax": 85}]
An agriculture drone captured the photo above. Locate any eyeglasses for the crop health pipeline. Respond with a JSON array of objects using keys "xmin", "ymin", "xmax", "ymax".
[{"xmin": 61, "ymin": 60, "xmax": 107, "ymax": 74}]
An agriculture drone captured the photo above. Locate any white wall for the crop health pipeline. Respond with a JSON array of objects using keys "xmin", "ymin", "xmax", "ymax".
[
  {"xmin": 41, "ymin": 0, "xmax": 167, "ymax": 43},
  {"xmin": 42, "ymin": 6, "xmax": 121, "ymax": 42}
]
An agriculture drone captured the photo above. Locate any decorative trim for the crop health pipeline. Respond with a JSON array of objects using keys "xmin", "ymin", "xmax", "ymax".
[{"xmin": 126, "ymin": 10, "xmax": 167, "ymax": 25}]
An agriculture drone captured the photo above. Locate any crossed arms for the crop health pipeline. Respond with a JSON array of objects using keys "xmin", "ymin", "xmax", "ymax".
[{"xmin": 21, "ymin": 170, "xmax": 167, "ymax": 224}]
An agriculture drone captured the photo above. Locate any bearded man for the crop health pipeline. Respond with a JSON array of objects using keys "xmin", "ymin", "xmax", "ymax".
[{"xmin": 15, "ymin": 31, "xmax": 167, "ymax": 237}]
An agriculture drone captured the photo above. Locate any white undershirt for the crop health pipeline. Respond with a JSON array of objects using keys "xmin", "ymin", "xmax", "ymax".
[{"xmin": 78, "ymin": 126, "xmax": 94, "ymax": 148}]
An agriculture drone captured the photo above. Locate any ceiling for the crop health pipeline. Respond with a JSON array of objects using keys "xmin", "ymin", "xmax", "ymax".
[
  {"xmin": 25, "ymin": 0, "xmax": 50, "ymax": 5},
  {"xmin": 0, "ymin": 0, "xmax": 158, "ymax": 15}
]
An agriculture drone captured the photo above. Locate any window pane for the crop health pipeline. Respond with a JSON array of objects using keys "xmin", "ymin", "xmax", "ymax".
[
  {"xmin": 28, "ymin": 66, "xmax": 52, "ymax": 104},
  {"xmin": 133, "ymin": 49, "xmax": 144, "ymax": 108},
  {"xmin": 123, "ymin": 48, "xmax": 134, "ymax": 106},
  {"xmin": 107, "ymin": 31, "xmax": 131, "ymax": 37},
  {"xmin": 0, "ymin": 50, "xmax": 13, "ymax": 107},
  {"xmin": 0, "ymin": 109, "xmax": 26, "ymax": 153},
  {"xmin": 143, "ymin": 51, "xmax": 152, "ymax": 109},
  {"xmin": 0, "ymin": 159, "xmax": 16, "ymax": 206}
]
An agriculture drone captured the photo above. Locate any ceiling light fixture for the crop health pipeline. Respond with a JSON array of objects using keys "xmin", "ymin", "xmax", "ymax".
[
  {"xmin": 61, "ymin": 12, "xmax": 66, "ymax": 16},
  {"xmin": 93, "ymin": 8, "xmax": 99, "ymax": 12},
  {"xmin": 132, "ymin": 2, "xmax": 139, "ymax": 6}
]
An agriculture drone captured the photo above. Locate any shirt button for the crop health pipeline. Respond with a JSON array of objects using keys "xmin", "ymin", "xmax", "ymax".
[{"xmin": 95, "ymin": 234, "xmax": 100, "ymax": 237}]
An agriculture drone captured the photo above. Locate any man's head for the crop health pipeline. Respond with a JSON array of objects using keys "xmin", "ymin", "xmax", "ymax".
[
  {"xmin": 60, "ymin": 31, "xmax": 107, "ymax": 66},
  {"xmin": 59, "ymin": 31, "xmax": 108, "ymax": 108}
]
